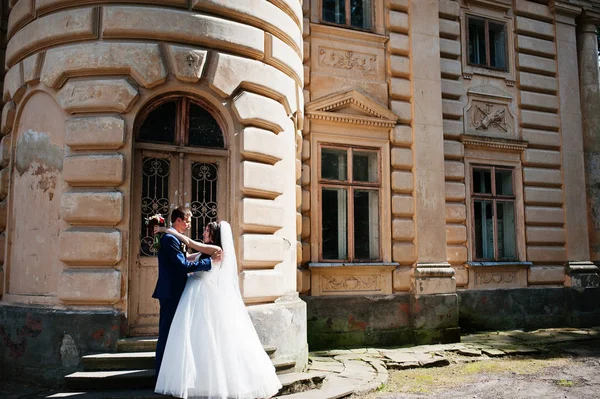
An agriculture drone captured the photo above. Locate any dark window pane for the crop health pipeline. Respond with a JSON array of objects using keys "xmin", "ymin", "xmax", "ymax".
[
  {"xmin": 190, "ymin": 163, "xmax": 218, "ymax": 244},
  {"xmin": 351, "ymin": 0, "xmax": 372, "ymax": 29},
  {"xmin": 322, "ymin": 188, "xmax": 348, "ymax": 260},
  {"xmin": 322, "ymin": 0, "xmax": 345, "ymax": 25},
  {"xmin": 188, "ymin": 103, "xmax": 224, "ymax": 148},
  {"xmin": 495, "ymin": 169, "xmax": 514, "ymax": 196},
  {"xmin": 468, "ymin": 18, "xmax": 487, "ymax": 66},
  {"xmin": 321, "ymin": 148, "xmax": 348, "ymax": 181},
  {"xmin": 497, "ymin": 201, "xmax": 516, "ymax": 259},
  {"xmin": 140, "ymin": 157, "xmax": 171, "ymax": 256},
  {"xmin": 489, "ymin": 22, "xmax": 507, "ymax": 69},
  {"xmin": 352, "ymin": 150, "xmax": 378, "ymax": 182},
  {"xmin": 473, "ymin": 168, "xmax": 492, "ymax": 194},
  {"xmin": 354, "ymin": 189, "xmax": 379, "ymax": 260},
  {"xmin": 138, "ymin": 101, "xmax": 176, "ymax": 144},
  {"xmin": 474, "ymin": 200, "xmax": 494, "ymax": 259}
]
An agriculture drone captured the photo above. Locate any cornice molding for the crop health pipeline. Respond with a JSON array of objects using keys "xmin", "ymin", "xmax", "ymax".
[
  {"xmin": 551, "ymin": 1, "xmax": 583, "ymax": 17},
  {"xmin": 460, "ymin": 134, "xmax": 528, "ymax": 152}
]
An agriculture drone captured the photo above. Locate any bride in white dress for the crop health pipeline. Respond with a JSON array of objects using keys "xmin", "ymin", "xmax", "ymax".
[{"xmin": 154, "ymin": 221, "xmax": 282, "ymax": 399}]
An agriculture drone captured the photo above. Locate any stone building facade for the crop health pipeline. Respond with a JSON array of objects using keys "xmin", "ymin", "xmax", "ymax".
[{"xmin": 1, "ymin": 0, "xmax": 599, "ymax": 384}]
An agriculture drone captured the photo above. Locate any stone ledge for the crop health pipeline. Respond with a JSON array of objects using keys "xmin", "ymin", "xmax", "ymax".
[{"xmin": 57, "ymin": 79, "xmax": 139, "ymax": 114}]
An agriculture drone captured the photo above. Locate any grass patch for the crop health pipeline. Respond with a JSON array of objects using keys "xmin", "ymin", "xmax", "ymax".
[{"xmin": 555, "ymin": 379, "xmax": 574, "ymax": 387}]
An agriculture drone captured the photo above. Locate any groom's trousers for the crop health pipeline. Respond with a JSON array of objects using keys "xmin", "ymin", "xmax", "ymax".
[{"xmin": 156, "ymin": 298, "xmax": 178, "ymax": 377}]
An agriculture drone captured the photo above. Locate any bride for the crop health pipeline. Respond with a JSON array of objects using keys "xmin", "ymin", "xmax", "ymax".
[{"xmin": 154, "ymin": 221, "xmax": 282, "ymax": 399}]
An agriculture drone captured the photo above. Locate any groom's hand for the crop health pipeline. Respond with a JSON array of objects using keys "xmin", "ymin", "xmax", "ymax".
[{"xmin": 211, "ymin": 249, "xmax": 223, "ymax": 261}]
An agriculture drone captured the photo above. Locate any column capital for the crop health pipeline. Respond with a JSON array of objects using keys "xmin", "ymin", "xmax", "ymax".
[
  {"xmin": 578, "ymin": 8, "xmax": 600, "ymax": 28},
  {"xmin": 551, "ymin": 1, "xmax": 582, "ymax": 25}
]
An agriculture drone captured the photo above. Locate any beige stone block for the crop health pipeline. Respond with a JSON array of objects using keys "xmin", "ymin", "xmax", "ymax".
[
  {"xmin": 7, "ymin": 0, "xmax": 35, "ymax": 38},
  {"xmin": 412, "ymin": 34, "xmax": 441, "ymax": 81},
  {"xmin": 527, "ymin": 246, "xmax": 567, "ymax": 263},
  {"xmin": 391, "ymin": 147, "xmax": 413, "ymax": 170},
  {"xmin": 440, "ymin": 38, "xmax": 461, "ymax": 59},
  {"xmin": 521, "ymin": 110, "xmax": 560, "ymax": 130},
  {"xmin": 207, "ymin": 52, "xmax": 296, "ymax": 114},
  {"xmin": 57, "ymin": 79, "xmax": 139, "ymax": 114},
  {"xmin": 392, "ymin": 194, "xmax": 414, "ymax": 217},
  {"xmin": 443, "ymin": 119, "xmax": 464, "ymax": 139},
  {"xmin": 523, "ymin": 167, "xmax": 562, "ymax": 186},
  {"xmin": 517, "ymin": 35, "xmax": 556, "ymax": 58},
  {"xmin": 59, "ymin": 228, "xmax": 121, "ymax": 265},
  {"xmin": 302, "ymin": 241, "xmax": 310, "ymax": 264},
  {"xmin": 3, "ymin": 65, "xmax": 24, "ymax": 103},
  {"xmin": 7, "ymin": 7, "xmax": 99, "ymax": 68},
  {"xmin": 61, "ymin": 191, "xmax": 123, "ymax": 225},
  {"xmin": 303, "ymin": 40, "xmax": 310, "ymax": 63},
  {"xmin": 438, "ymin": 0, "xmax": 460, "ymax": 19},
  {"xmin": 454, "ymin": 265, "xmax": 468, "ymax": 287},
  {"xmin": 161, "ymin": 45, "xmax": 207, "ymax": 83},
  {"xmin": 304, "ymin": 66, "xmax": 310, "ymax": 85},
  {"xmin": 412, "ymin": 276, "xmax": 456, "ymax": 295},
  {"xmin": 515, "ymin": 0, "xmax": 553, "ymax": 22},
  {"xmin": 301, "ymin": 164, "xmax": 310, "ymax": 187},
  {"xmin": 440, "ymin": 59, "xmax": 461, "ymax": 79},
  {"xmin": 520, "ymin": 91, "xmax": 559, "ymax": 113},
  {"xmin": 522, "ymin": 128, "xmax": 561, "ymax": 148},
  {"xmin": 297, "ymin": 268, "xmax": 310, "ymax": 293},
  {"xmin": 390, "ymin": 100, "xmax": 412, "ymax": 124},
  {"xmin": 519, "ymin": 72, "xmax": 557, "ymax": 94},
  {"xmin": 516, "ymin": 17, "xmax": 554, "ymax": 40},
  {"xmin": 439, "ymin": 19, "xmax": 460, "ymax": 39},
  {"xmin": 233, "ymin": 91, "xmax": 289, "ymax": 133},
  {"xmin": 42, "ymin": 42, "xmax": 167, "ymax": 89},
  {"xmin": 442, "ymin": 79, "xmax": 463, "ymax": 99},
  {"xmin": 445, "ymin": 182, "xmax": 465, "ymax": 201},
  {"xmin": 303, "ymin": 17, "xmax": 310, "ymax": 38},
  {"xmin": 58, "ymin": 269, "xmax": 121, "ymax": 304},
  {"xmin": 524, "ymin": 186, "xmax": 564, "ymax": 205},
  {"xmin": 393, "ymin": 218, "xmax": 415, "ymax": 241},
  {"xmin": 301, "ymin": 139, "xmax": 310, "ymax": 161},
  {"xmin": 301, "ymin": 189, "xmax": 310, "ymax": 213},
  {"xmin": 391, "ymin": 171, "xmax": 413, "ymax": 194},
  {"xmin": 414, "ymin": 81, "xmax": 443, "ymax": 126},
  {"xmin": 295, "ymin": 212, "xmax": 301, "ymax": 236},
  {"xmin": 102, "ymin": 6, "xmax": 264, "ymax": 60},
  {"xmin": 525, "ymin": 206, "xmax": 564, "ymax": 225},
  {"xmin": 241, "ymin": 234, "xmax": 285, "ymax": 268},
  {"xmin": 296, "ymin": 184, "xmax": 302, "ymax": 208},
  {"xmin": 389, "ymin": 0, "xmax": 409, "ymax": 11},
  {"xmin": 444, "ymin": 160, "xmax": 464, "ymax": 180},
  {"xmin": 528, "ymin": 266, "xmax": 565, "ymax": 285},
  {"xmin": 240, "ymin": 127, "xmax": 283, "ymax": 165},
  {"xmin": 0, "ymin": 169, "xmax": 9, "ymax": 201},
  {"xmin": 266, "ymin": 33, "xmax": 303, "ymax": 84},
  {"xmin": 0, "ymin": 200, "xmax": 6, "ymax": 231},
  {"xmin": 295, "ymin": 158, "xmax": 301, "ymax": 181},
  {"xmin": 393, "ymin": 266, "xmax": 412, "ymax": 292},
  {"xmin": 447, "ymin": 245, "xmax": 467, "ymax": 265},
  {"xmin": 36, "ymin": 0, "xmax": 188, "ymax": 13},
  {"xmin": 241, "ymin": 161, "xmax": 284, "ymax": 199},
  {"xmin": 391, "ymin": 125, "xmax": 412, "ymax": 146},
  {"xmin": 65, "ymin": 116, "xmax": 125, "ymax": 150},
  {"xmin": 240, "ymin": 269, "xmax": 284, "ymax": 303},
  {"xmin": 522, "ymin": 149, "xmax": 561, "ymax": 167},
  {"xmin": 442, "ymin": 99, "xmax": 463, "ymax": 120},
  {"xmin": 1, "ymin": 102, "xmax": 16, "ymax": 135},
  {"xmin": 63, "ymin": 155, "xmax": 124, "ymax": 187},
  {"xmin": 301, "ymin": 216, "xmax": 310, "ymax": 240},
  {"xmin": 389, "ymin": 78, "xmax": 411, "ymax": 100},
  {"xmin": 388, "ymin": 55, "xmax": 410, "ymax": 77},
  {"xmin": 446, "ymin": 203, "xmax": 466, "ymax": 223},
  {"xmin": 393, "ymin": 242, "xmax": 417, "ymax": 265},
  {"xmin": 518, "ymin": 53, "xmax": 557, "ymax": 75},
  {"xmin": 526, "ymin": 226, "xmax": 566, "ymax": 244},
  {"xmin": 388, "ymin": 32, "xmax": 410, "ymax": 55},
  {"xmin": 388, "ymin": 11, "xmax": 409, "ymax": 33},
  {"xmin": 446, "ymin": 223, "xmax": 466, "ymax": 244}
]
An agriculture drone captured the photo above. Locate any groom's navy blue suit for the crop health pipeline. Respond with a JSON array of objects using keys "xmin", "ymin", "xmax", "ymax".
[{"xmin": 152, "ymin": 233, "xmax": 212, "ymax": 377}]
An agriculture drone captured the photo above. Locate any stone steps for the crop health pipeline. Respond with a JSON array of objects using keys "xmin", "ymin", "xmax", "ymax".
[{"xmin": 53, "ymin": 372, "xmax": 327, "ymax": 398}]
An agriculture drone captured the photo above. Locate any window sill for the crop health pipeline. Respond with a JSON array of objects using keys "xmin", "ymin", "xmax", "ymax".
[
  {"xmin": 467, "ymin": 261, "xmax": 532, "ymax": 268},
  {"xmin": 309, "ymin": 262, "xmax": 398, "ymax": 268}
]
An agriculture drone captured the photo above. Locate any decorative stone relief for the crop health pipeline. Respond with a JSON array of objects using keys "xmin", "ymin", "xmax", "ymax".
[
  {"xmin": 318, "ymin": 47, "xmax": 376, "ymax": 73},
  {"xmin": 463, "ymin": 85, "xmax": 517, "ymax": 139},
  {"xmin": 322, "ymin": 275, "xmax": 379, "ymax": 292},
  {"xmin": 309, "ymin": 265, "xmax": 396, "ymax": 296},
  {"xmin": 475, "ymin": 271, "xmax": 516, "ymax": 286},
  {"xmin": 467, "ymin": 263, "xmax": 529, "ymax": 290}
]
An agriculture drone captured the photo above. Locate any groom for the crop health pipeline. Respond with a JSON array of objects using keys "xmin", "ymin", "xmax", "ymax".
[{"xmin": 152, "ymin": 206, "xmax": 221, "ymax": 377}]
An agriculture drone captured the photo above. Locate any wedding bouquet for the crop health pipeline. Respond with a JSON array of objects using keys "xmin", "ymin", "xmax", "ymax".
[{"xmin": 145, "ymin": 214, "xmax": 166, "ymax": 251}]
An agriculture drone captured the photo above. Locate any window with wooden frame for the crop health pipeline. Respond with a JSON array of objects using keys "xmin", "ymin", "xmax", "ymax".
[
  {"xmin": 471, "ymin": 165, "xmax": 517, "ymax": 261},
  {"xmin": 319, "ymin": 144, "xmax": 381, "ymax": 261},
  {"xmin": 467, "ymin": 15, "xmax": 508, "ymax": 71},
  {"xmin": 321, "ymin": 0, "xmax": 373, "ymax": 31}
]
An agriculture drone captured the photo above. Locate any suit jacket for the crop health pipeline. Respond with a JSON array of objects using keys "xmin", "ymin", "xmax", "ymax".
[{"xmin": 152, "ymin": 233, "xmax": 212, "ymax": 300}]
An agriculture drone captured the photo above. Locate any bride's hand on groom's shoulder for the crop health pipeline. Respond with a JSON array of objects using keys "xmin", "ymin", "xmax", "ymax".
[{"xmin": 211, "ymin": 249, "xmax": 223, "ymax": 262}]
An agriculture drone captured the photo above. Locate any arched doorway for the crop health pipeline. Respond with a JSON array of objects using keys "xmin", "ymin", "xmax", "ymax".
[{"xmin": 129, "ymin": 95, "xmax": 228, "ymax": 336}]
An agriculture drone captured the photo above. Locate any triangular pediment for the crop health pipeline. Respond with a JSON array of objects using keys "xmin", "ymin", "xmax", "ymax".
[{"xmin": 306, "ymin": 90, "xmax": 398, "ymax": 128}]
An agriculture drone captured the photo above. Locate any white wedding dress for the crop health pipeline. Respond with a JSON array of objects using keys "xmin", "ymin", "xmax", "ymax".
[{"xmin": 155, "ymin": 222, "xmax": 282, "ymax": 399}]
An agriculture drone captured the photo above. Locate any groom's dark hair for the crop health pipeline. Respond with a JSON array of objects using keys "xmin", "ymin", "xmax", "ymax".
[{"xmin": 171, "ymin": 206, "xmax": 191, "ymax": 224}]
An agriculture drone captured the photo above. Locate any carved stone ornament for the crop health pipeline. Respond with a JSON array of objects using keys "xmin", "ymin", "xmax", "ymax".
[
  {"xmin": 305, "ymin": 90, "xmax": 399, "ymax": 128},
  {"xmin": 475, "ymin": 271, "xmax": 516, "ymax": 286},
  {"xmin": 463, "ymin": 85, "xmax": 517, "ymax": 138},
  {"xmin": 318, "ymin": 47, "xmax": 377, "ymax": 73},
  {"xmin": 321, "ymin": 275, "xmax": 379, "ymax": 292}
]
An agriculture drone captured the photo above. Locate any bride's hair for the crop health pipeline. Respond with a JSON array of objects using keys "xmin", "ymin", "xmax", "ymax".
[{"xmin": 206, "ymin": 221, "xmax": 222, "ymax": 248}]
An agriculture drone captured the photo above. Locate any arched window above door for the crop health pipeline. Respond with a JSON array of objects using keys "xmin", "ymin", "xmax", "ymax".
[{"xmin": 137, "ymin": 97, "xmax": 225, "ymax": 148}]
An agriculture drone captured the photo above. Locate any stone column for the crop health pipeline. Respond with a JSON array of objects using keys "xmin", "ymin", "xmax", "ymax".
[
  {"xmin": 409, "ymin": 0, "xmax": 458, "ymax": 343},
  {"xmin": 575, "ymin": 9, "xmax": 600, "ymax": 286},
  {"xmin": 553, "ymin": 2, "xmax": 599, "ymax": 288}
]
